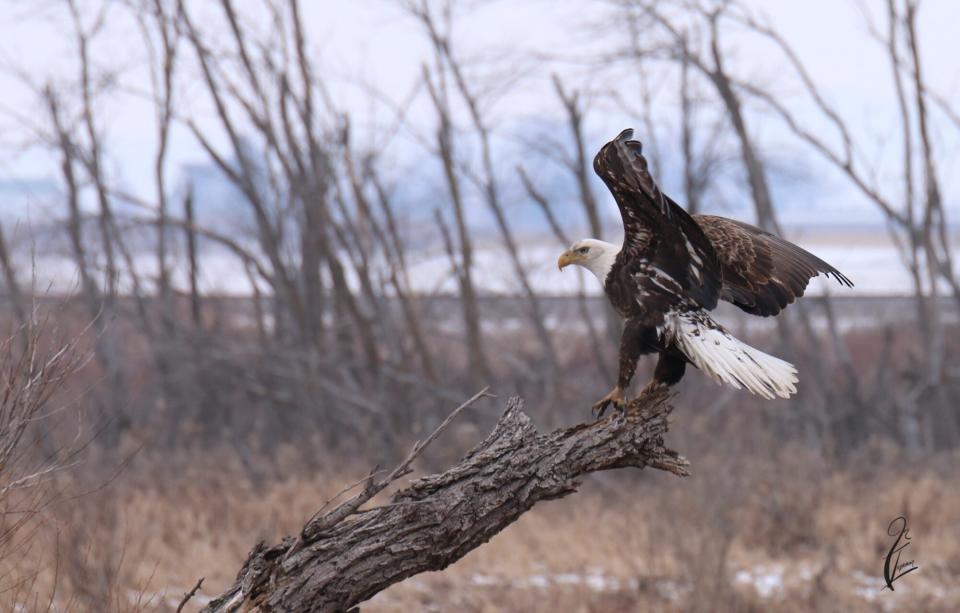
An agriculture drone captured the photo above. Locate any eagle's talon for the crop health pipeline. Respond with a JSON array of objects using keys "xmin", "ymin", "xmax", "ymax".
[
  {"xmin": 637, "ymin": 380, "xmax": 667, "ymax": 400},
  {"xmin": 592, "ymin": 399, "xmax": 610, "ymax": 420},
  {"xmin": 591, "ymin": 387, "xmax": 625, "ymax": 420},
  {"xmin": 613, "ymin": 398, "xmax": 628, "ymax": 416}
]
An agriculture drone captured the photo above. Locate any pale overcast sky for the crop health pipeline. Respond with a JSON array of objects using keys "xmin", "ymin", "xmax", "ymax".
[{"xmin": 1, "ymin": 0, "xmax": 958, "ymax": 226}]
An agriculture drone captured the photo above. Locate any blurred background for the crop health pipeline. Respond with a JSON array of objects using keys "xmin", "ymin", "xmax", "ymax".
[{"xmin": 0, "ymin": 0, "xmax": 958, "ymax": 610}]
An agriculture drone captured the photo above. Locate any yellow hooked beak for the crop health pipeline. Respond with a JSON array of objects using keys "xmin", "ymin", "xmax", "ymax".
[{"xmin": 557, "ymin": 250, "xmax": 577, "ymax": 270}]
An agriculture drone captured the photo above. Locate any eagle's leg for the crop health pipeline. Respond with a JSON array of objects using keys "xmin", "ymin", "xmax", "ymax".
[
  {"xmin": 637, "ymin": 349, "xmax": 687, "ymax": 398},
  {"xmin": 592, "ymin": 320, "xmax": 646, "ymax": 419}
]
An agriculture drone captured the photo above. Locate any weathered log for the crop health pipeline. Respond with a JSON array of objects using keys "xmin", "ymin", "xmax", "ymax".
[{"xmin": 201, "ymin": 386, "xmax": 688, "ymax": 612}]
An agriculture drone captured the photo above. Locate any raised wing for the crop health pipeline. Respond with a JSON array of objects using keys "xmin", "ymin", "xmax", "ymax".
[
  {"xmin": 694, "ymin": 215, "xmax": 853, "ymax": 316},
  {"xmin": 593, "ymin": 128, "xmax": 722, "ymax": 309}
]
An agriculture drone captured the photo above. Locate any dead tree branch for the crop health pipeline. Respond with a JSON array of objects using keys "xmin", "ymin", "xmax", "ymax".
[
  {"xmin": 176, "ymin": 577, "xmax": 205, "ymax": 613},
  {"xmin": 201, "ymin": 387, "xmax": 687, "ymax": 612}
]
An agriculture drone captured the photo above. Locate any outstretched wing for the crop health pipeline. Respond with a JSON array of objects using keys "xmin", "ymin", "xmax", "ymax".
[
  {"xmin": 694, "ymin": 215, "xmax": 854, "ymax": 316},
  {"xmin": 593, "ymin": 128, "xmax": 722, "ymax": 310}
]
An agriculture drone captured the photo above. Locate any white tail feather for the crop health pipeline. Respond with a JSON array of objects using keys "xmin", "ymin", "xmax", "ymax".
[{"xmin": 670, "ymin": 312, "xmax": 798, "ymax": 399}]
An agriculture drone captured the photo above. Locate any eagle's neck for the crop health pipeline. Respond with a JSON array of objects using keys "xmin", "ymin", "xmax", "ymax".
[{"xmin": 582, "ymin": 243, "xmax": 620, "ymax": 286}]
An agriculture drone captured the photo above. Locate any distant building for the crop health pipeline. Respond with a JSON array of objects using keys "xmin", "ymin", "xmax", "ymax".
[
  {"xmin": 177, "ymin": 162, "xmax": 255, "ymax": 231},
  {"xmin": 0, "ymin": 178, "xmax": 61, "ymax": 229}
]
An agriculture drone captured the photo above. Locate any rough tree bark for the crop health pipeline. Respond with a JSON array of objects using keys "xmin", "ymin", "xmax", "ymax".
[{"xmin": 199, "ymin": 387, "xmax": 688, "ymax": 612}]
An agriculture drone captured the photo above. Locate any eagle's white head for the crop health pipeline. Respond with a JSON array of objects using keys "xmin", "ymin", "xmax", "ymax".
[{"xmin": 557, "ymin": 239, "xmax": 620, "ymax": 285}]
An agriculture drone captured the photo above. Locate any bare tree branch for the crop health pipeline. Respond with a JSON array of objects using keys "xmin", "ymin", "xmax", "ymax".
[
  {"xmin": 202, "ymin": 387, "xmax": 686, "ymax": 612},
  {"xmin": 176, "ymin": 577, "xmax": 204, "ymax": 613}
]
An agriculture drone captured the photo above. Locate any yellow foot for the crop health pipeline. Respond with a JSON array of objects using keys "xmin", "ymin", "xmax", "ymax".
[
  {"xmin": 640, "ymin": 379, "xmax": 667, "ymax": 393},
  {"xmin": 592, "ymin": 386, "xmax": 627, "ymax": 419},
  {"xmin": 636, "ymin": 380, "xmax": 670, "ymax": 402}
]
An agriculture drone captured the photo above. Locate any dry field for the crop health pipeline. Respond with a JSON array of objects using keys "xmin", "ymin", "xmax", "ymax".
[
  {"xmin": 1, "ymin": 306, "xmax": 957, "ymax": 612},
  {"xmin": 4, "ymin": 425, "xmax": 959, "ymax": 612}
]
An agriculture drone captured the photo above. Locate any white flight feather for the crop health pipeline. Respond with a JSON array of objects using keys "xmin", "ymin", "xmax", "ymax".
[{"xmin": 668, "ymin": 312, "xmax": 798, "ymax": 399}]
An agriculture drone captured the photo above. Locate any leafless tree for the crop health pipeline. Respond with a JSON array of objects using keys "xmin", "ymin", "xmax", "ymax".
[
  {"xmin": 605, "ymin": 0, "xmax": 960, "ymax": 451},
  {"xmin": 199, "ymin": 388, "xmax": 687, "ymax": 612},
  {"xmin": 0, "ymin": 221, "xmax": 26, "ymax": 327}
]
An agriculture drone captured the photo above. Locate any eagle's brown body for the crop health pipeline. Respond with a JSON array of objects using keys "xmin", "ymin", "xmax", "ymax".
[{"xmin": 566, "ymin": 129, "xmax": 852, "ymax": 415}]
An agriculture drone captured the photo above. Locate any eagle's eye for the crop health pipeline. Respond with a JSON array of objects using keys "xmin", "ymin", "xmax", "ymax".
[{"xmin": 577, "ymin": 246, "xmax": 590, "ymax": 255}]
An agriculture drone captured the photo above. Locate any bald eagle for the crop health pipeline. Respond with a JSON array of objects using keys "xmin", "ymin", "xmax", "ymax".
[{"xmin": 558, "ymin": 129, "xmax": 852, "ymax": 415}]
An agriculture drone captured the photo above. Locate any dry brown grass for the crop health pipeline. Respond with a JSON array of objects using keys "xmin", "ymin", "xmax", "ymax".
[
  {"xmin": 3, "ymin": 436, "xmax": 957, "ymax": 612},
  {"xmin": 2, "ymin": 306, "xmax": 956, "ymax": 611}
]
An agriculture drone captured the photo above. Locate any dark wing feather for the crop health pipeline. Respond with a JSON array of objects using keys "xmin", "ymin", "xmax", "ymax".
[
  {"xmin": 694, "ymin": 215, "xmax": 854, "ymax": 316},
  {"xmin": 594, "ymin": 129, "xmax": 722, "ymax": 310}
]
